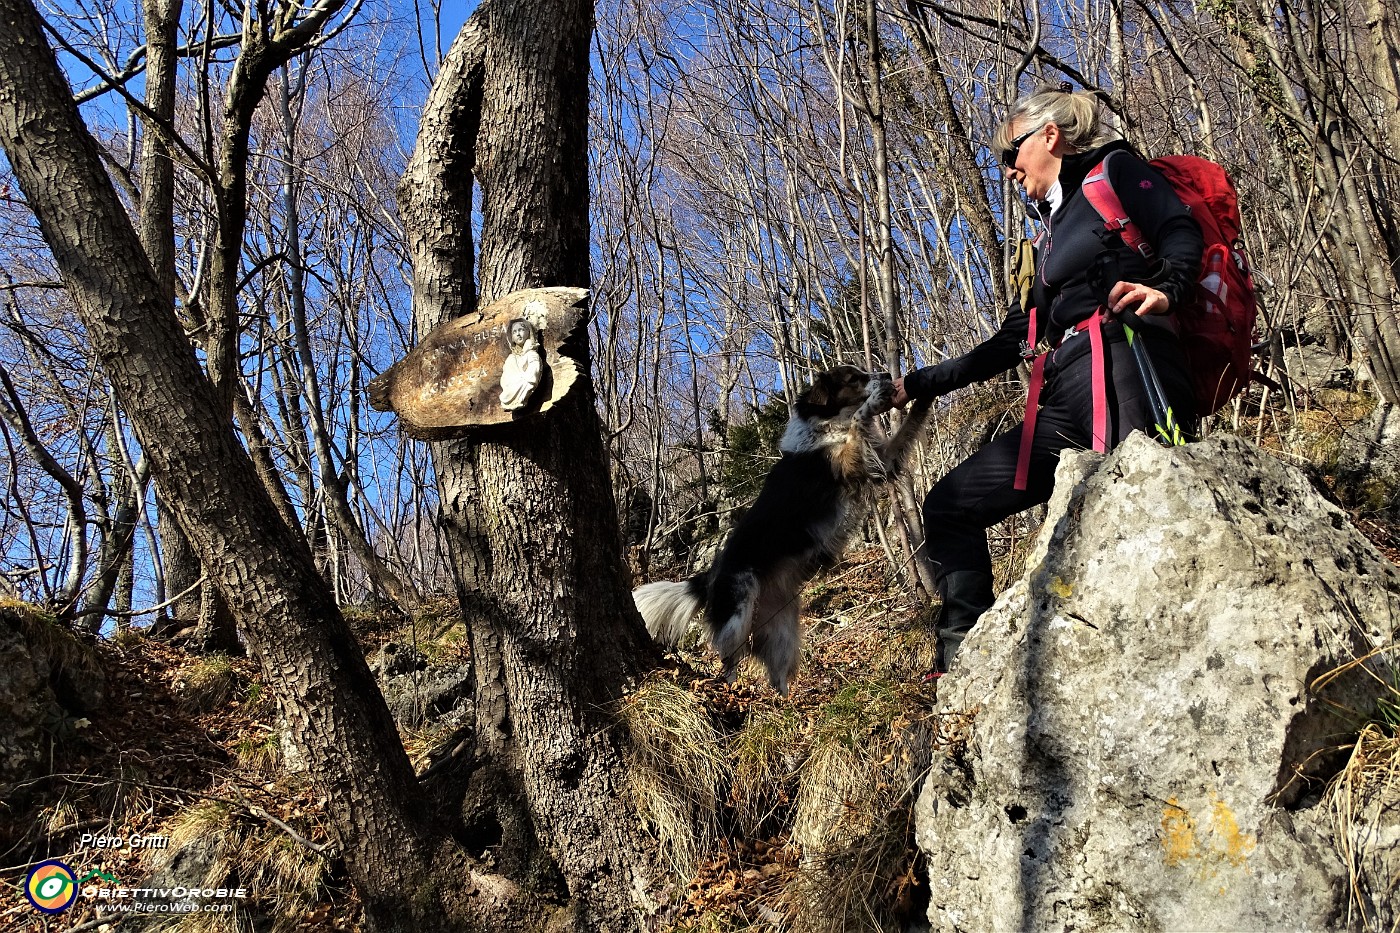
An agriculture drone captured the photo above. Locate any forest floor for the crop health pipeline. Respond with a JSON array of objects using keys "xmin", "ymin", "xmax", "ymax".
[
  {"xmin": 632, "ymin": 551, "xmax": 947, "ymax": 932},
  {"xmin": 0, "ymin": 553, "xmax": 948, "ymax": 932},
  {"xmin": 3, "ymin": 396, "xmax": 1399, "ymax": 932},
  {"xmin": 0, "ymin": 631, "xmax": 356, "ymax": 932}
]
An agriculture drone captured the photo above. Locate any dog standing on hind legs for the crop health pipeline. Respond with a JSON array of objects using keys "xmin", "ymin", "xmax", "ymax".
[{"xmin": 633, "ymin": 366, "xmax": 931, "ymax": 694}]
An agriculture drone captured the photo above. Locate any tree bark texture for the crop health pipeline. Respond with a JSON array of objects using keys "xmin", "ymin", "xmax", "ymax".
[
  {"xmin": 202, "ymin": 0, "xmax": 349, "ymax": 415},
  {"xmin": 400, "ymin": 0, "xmax": 665, "ymax": 926},
  {"xmin": 0, "ymin": 3, "xmax": 459, "ymax": 927},
  {"xmin": 155, "ymin": 500, "xmax": 202, "ymax": 627}
]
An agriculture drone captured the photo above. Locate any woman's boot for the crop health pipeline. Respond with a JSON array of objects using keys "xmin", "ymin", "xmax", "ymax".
[{"xmin": 936, "ymin": 570, "xmax": 994, "ymax": 673}]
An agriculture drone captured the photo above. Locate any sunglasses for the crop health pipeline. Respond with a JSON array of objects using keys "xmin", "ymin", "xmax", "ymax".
[{"xmin": 1001, "ymin": 127, "xmax": 1039, "ymax": 168}]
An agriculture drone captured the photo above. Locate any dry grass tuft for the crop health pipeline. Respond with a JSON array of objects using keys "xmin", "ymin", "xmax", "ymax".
[
  {"xmin": 240, "ymin": 678, "xmax": 277, "ymax": 719},
  {"xmin": 235, "ymin": 827, "xmax": 331, "ymax": 912},
  {"xmin": 159, "ymin": 800, "xmax": 239, "ymax": 865},
  {"xmin": 788, "ymin": 800, "xmax": 921, "ymax": 933},
  {"xmin": 786, "ymin": 679, "xmax": 937, "ymax": 932},
  {"xmin": 96, "ymin": 761, "xmax": 154, "ymax": 824},
  {"xmin": 620, "ymin": 672, "xmax": 731, "ymax": 881},
  {"xmin": 1328, "ymin": 666, "xmax": 1400, "ymax": 933},
  {"xmin": 1329, "ymin": 724, "xmax": 1400, "ymax": 932},
  {"xmin": 730, "ymin": 705, "xmax": 807, "ymax": 838},
  {"xmin": 149, "ymin": 799, "xmax": 332, "ymax": 932},
  {"xmin": 176, "ymin": 654, "xmax": 242, "ymax": 713},
  {"xmin": 41, "ymin": 800, "xmax": 79, "ymax": 836},
  {"xmin": 234, "ymin": 728, "xmax": 283, "ymax": 776}
]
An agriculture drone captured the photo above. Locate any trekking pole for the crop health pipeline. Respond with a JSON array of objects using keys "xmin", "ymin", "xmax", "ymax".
[{"xmin": 1121, "ymin": 320, "xmax": 1188, "ymax": 446}]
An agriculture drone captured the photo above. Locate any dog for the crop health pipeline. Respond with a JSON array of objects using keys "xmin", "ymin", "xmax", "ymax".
[{"xmin": 633, "ymin": 366, "xmax": 930, "ymax": 694}]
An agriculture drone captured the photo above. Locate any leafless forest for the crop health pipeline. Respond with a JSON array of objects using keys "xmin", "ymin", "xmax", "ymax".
[{"xmin": 4, "ymin": 0, "xmax": 1398, "ymax": 630}]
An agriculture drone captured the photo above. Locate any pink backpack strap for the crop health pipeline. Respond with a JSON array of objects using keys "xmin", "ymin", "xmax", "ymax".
[
  {"xmin": 1013, "ymin": 352, "xmax": 1047, "ymax": 492},
  {"xmin": 1086, "ymin": 313, "xmax": 1109, "ymax": 452},
  {"xmin": 1082, "ymin": 154, "xmax": 1152, "ymax": 258},
  {"xmin": 1015, "ymin": 308, "xmax": 1042, "ymax": 491}
]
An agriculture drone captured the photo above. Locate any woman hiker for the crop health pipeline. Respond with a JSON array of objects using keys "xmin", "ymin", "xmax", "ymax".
[{"xmin": 891, "ymin": 84, "xmax": 1204, "ymax": 672}]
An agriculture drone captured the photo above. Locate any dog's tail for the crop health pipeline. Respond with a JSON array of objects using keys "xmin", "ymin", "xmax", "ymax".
[{"xmin": 633, "ymin": 575, "xmax": 707, "ymax": 647}]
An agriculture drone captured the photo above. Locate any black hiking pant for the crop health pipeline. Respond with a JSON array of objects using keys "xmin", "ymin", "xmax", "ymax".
[{"xmin": 922, "ymin": 319, "xmax": 1196, "ymax": 635}]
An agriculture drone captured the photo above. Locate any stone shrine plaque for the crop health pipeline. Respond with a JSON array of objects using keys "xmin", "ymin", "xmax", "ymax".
[{"xmin": 368, "ymin": 287, "xmax": 586, "ymax": 434}]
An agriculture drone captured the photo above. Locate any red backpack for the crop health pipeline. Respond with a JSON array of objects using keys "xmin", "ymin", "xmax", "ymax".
[{"xmin": 1082, "ymin": 153, "xmax": 1259, "ymax": 414}]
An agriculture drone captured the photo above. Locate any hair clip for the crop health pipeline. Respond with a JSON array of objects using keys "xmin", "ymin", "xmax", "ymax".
[{"xmin": 1059, "ymin": 81, "xmax": 1074, "ymax": 93}]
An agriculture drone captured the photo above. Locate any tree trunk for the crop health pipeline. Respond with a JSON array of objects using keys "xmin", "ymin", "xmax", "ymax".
[
  {"xmin": 137, "ymin": 0, "xmax": 227, "ymax": 636},
  {"xmin": 399, "ymin": 0, "xmax": 664, "ymax": 925},
  {"xmin": 0, "ymin": 2, "xmax": 463, "ymax": 927},
  {"xmin": 852, "ymin": 0, "xmax": 934, "ymax": 597},
  {"xmin": 154, "ymin": 501, "xmax": 201, "ymax": 629},
  {"xmin": 78, "ymin": 414, "xmax": 148, "ymax": 631}
]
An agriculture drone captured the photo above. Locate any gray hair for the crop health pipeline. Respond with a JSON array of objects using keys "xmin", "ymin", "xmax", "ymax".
[{"xmin": 994, "ymin": 85, "xmax": 1118, "ymax": 154}]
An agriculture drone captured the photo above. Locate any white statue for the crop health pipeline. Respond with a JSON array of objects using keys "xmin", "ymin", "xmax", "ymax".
[{"xmin": 499, "ymin": 318, "xmax": 543, "ymax": 411}]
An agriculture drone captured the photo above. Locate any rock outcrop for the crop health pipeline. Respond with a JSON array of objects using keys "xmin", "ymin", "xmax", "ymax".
[
  {"xmin": 1339, "ymin": 400, "xmax": 1400, "ymax": 487},
  {"xmin": 370, "ymin": 641, "xmax": 473, "ymax": 731},
  {"xmin": 1283, "ymin": 343, "xmax": 1353, "ymax": 392},
  {"xmin": 916, "ymin": 433, "xmax": 1400, "ymax": 932},
  {"xmin": 0, "ymin": 610, "xmax": 57, "ymax": 785},
  {"xmin": 0, "ymin": 607, "xmax": 104, "ymax": 785}
]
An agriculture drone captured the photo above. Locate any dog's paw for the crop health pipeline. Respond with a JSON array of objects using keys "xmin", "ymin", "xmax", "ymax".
[{"xmin": 859, "ymin": 378, "xmax": 896, "ymax": 417}]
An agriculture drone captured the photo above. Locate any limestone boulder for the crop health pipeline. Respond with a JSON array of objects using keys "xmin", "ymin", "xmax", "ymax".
[
  {"xmin": 1283, "ymin": 344, "xmax": 1352, "ymax": 392},
  {"xmin": 916, "ymin": 433, "xmax": 1400, "ymax": 932},
  {"xmin": 1338, "ymin": 401, "xmax": 1400, "ymax": 485}
]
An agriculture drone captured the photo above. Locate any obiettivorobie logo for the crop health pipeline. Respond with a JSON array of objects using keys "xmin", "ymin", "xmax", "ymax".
[
  {"xmin": 24, "ymin": 860, "xmax": 118, "ymax": 914},
  {"xmin": 24, "ymin": 859, "xmax": 249, "ymax": 917}
]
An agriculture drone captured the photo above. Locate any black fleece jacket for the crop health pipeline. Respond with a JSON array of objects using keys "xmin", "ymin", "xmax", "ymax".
[{"xmin": 904, "ymin": 141, "xmax": 1204, "ymax": 401}]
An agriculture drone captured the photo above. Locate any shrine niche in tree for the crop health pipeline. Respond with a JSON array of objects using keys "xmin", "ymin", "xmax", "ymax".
[{"xmin": 368, "ymin": 287, "xmax": 587, "ymax": 433}]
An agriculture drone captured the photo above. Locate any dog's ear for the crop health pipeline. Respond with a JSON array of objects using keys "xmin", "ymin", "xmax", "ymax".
[
  {"xmin": 795, "ymin": 372, "xmax": 836, "ymax": 419},
  {"xmin": 800, "ymin": 372, "xmax": 832, "ymax": 409}
]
